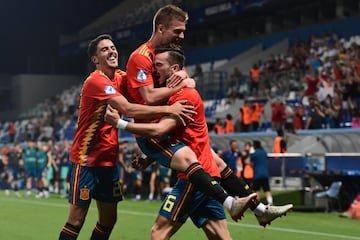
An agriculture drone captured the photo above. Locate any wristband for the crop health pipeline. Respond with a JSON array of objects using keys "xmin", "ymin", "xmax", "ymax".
[{"xmin": 116, "ymin": 118, "xmax": 128, "ymax": 129}]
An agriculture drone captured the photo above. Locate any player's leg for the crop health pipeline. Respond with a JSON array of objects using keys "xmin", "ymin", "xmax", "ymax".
[
  {"xmin": 25, "ymin": 169, "xmax": 34, "ymax": 197},
  {"xmin": 59, "ymin": 204, "xmax": 89, "ymax": 240},
  {"xmin": 201, "ymin": 220, "xmax": 231, "ymax": 240},
  {"xmin": 59, "ymin": 163, "xmax": 92, "ymax": 240},
  {"xmin": 90, "ymin": 165, "xmax": 123, "ymax": 240},
  {"xmin": 93, "ymin": 201, "xmax": 118, "ymax": 240},
  {"xmin": 151, "ymin": 215, "xmax": 183, "ymax": 240},
  {"xmin": 215, "ymin": 156, "xmax": 255, "ymax": 198},
  {"xmin": 189, "ymin": 188, "xmax": 231, "ymax": 240},
  {"xmin": 139, "ymin": 135, "xmax": 231, "ymax": 203},
  {"xmin": 138, "ymin": 136, "xmax": 256, "ymax": 221},
  {"xmin": 215, "ymin": 152, "xmax": 293, "ymax": 226},
  {"xmin": 148, "ymin": 163, "xmax": 158, "ymax": 200},
  {"xmin": 151, "ymin": 178, "xmax": 192, "ymax": 240}
]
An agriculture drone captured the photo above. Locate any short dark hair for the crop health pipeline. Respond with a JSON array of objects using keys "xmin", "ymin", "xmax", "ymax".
[
  {"xmin": 87, "ymin": 34, "xmax": 113, "ymax": 58},
  {"xmin": 229, "ymin": 139, "xmax": 237, "ymax": 145},
  {"xmin": 153, "ymin": 4, "xmax": 188, "ymax": 30},
  {"xmin": 155, "ymin": 44, "xmax": 185, "ymax": 69},
  {"xmin": 253, "ymin": 140, "xmax": 261, "ymax": 149}
]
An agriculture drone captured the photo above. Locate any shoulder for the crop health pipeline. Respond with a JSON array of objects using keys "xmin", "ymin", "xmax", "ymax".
[
  {"xmin": 170, "ymin": 87, "xmax": 199, "ymax": 103},
  {"xmin": 129, "ymin": 44, "xmax": 153, "ymax": 63}
]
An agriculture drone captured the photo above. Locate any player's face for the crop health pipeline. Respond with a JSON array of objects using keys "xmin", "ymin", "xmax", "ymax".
[
  {"xmin": 94, "ymin": 39, "xmax": 118, "ymax": 69},
  {"xmin": 160, "ymin": 19, "xmax": 186, "ymax": 45},
  {"xmin": 154, "ymin": 52, "xmax": 174, "ymax": 86}
]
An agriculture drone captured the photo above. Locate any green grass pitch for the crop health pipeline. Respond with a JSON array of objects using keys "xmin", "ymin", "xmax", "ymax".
[{"xmin": 0, "ymin": 191, "xmax": 359, "ymax": 240}]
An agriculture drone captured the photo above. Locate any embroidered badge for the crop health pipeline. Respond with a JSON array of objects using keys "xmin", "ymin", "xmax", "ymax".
[
  {"xmin": 80, "ymin": 187, "xmax": 90, "ymax": 200},
  {"xmin": 137, "ymin": 70, "xmax": 147, "ymax": 82},
  {"xmin": 104, "ymin": 85, "xmax": 116, "ymax": 94}
]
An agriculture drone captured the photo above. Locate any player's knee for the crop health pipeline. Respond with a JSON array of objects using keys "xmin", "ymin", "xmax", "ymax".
[
  {"xmin": 150, "ymin": 223, "xmax": 169, "ymax": 240},
  {"xmin": 173, "ymin": 147, "xmax": 198, "ymax": 165}
]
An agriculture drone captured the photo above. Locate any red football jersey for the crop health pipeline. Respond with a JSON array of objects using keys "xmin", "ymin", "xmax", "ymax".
[
  {"xmin": 125, "ymin": 42, "xmax": 154, "ymax": 106},
  {"xmin": 169, "ymin": 87, "xmax": 220, "ymax": 178},
  {"xmin": 70, "ymin": 69, "xmax": 125, "ymax": 167}
]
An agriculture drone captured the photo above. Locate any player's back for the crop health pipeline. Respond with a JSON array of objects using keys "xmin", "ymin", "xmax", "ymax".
[{"xmin": 170, "ymin": 87, "xmax": 219, "ymax": 177}]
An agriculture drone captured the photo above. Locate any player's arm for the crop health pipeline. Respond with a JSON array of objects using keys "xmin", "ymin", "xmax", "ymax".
[
  {"xmin": 105, "ymin": 104, "xmax": 180, "ymax": 138},
  {"xmin": 211, "ymin": 148, "xmax": 228, "ymax": 170},
  {"xmin": 139, "ymin": 82, "xmax": 186, "ymax": 105},
  {"xmin": 125, "ymin": 117, "xmax": 178, "ymax": 138},
  {"xmin": 107, "ymin": 95, "xmax": 194, "ymax": 125}
]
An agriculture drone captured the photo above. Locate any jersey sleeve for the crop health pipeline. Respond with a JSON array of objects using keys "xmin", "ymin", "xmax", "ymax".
[{"xmin": 127, "ymin": 53, "xmax": 154, "ymax": 89}]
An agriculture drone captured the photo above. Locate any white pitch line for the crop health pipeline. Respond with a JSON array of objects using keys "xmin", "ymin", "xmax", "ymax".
[
  {"xmin": 1, "ymin": 197, "xmax": 359, "ymax": 240},
  {"xmin": 227, "ymin": 222, "xmax": 360, "ymax": 240}
]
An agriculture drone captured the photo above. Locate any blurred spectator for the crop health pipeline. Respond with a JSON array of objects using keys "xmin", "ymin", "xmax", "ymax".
[
  {"xmin": 128, "ymin": 142, "xmax": 143, "ymax": 201},
  {"xmin": 284, "ymin": 102, "xmax": 295, "ymax": 133},
  {"xmin": 317, "ymin": 69, "xmax": 335, "ymax": 103},
  {"xmin": 239, "ymin": 142, "xmax": 254, "ymax": 187},
  {"xmin": 293, "ymin": 103, "xmax": 305, "ymax": 130},
  {"xmin": 249, "ymin": 63, "xmax": 260, "ymax": 96},
  {"xmin": 251, "ymin": 101, "xmax": 264, "ymax": 131},
  {"xmin": 213, "ymin": 118, "xmax": 224, "ymax": 134},
  {"xmin": 46, "ymin": 139, "xmax": 60, "ymax": 194},
  {"xmin": 228, "ymin": 67, "xmax": 243, "ymax": 101},
  {"xmin": 323, "ymin": 94, "xmax": 340, "ymax": 128},
  {"xmin": 251, "ymin": 140, "xmax": 273, "ymax": 205},
  {"xmin": 302, "ymin": 66, "xmax": 319, "ymax": 98},
  {"xmin": 270, "ymin": 97, "xmax": 286, "ymax": 131},
  {"xmin": 221, "ymin": 139, "xmax": 241, "ymax": 174},
  {"xmin": 23, "ymin": 139, "xmax": 37, "ymax": 197},
  {"xmin": 305, "ymin": 96, "xmax": 325, "ymax": 129},
  {"xmin": 157, "ymin": 165, "xmax": 172, "ymax": 201},
  {"xmin": 8, "ymin": 122, "xmax": 16, "ymax": 143},
  {"xmin": 224, "ymin": 114, "xmax": 235, "ymax": 134},
  {"xmin": 273, "ymin": 129, "xmax": 287, "ymax": 154},
  {"xmin": 239, "ymin": 100, "xmax": 252, "ymax": 132},
  {"xmin": 1, "ymin": 143, "xmax": 9, "ymax": 156},
  {"xmin": 118, "ymin": 141, "xmax": 130, "ymax": 194},
  {"xmin": 58, "ymin": 139, "xmax": 70, "ymax": 197},
  {"xmin": 1, "ymin": 145, "xmax": 24, "ymax": 197},
  {"xmin": 35, "ymin": 141, "xmax": 50, "ymax": 198},
  {"xmin": 230, "ymin": 67, "xmax": 243, "ymax": 85},
  {"xmin": 147, "ymin": 162, "xmax": 159, "ymax": 201}
]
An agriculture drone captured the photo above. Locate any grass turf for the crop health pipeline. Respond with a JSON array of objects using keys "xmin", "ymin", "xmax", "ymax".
[{"xmin": 0, "ymin": 191, "xmax": 359, "ymax": 240}]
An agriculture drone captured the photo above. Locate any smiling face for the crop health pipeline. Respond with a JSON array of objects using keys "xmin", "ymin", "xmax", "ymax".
[
  {"xmin": 91, "ymin": 39, "xmax": 118, "ymax": 71},
  {"xmin": 158, "ymin": 19, "xmax": 186, "ymax": 46}
]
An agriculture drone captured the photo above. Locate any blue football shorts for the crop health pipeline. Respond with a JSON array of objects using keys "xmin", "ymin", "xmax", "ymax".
[
  {"xmin": 136, "ymin": 135, "xmax": 186, "ymax": 168},
  {"xmin": 68, "ymin": 161, "xmax": 123, "ymax": 206},
  {"xmin": 159, "ymin": 178, "xmax": 226, "ymax": 228}
]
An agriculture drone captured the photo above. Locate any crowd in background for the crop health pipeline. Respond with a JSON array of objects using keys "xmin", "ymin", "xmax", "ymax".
[
  {"xmin": 213, "ymin": 32, "xmax": 360, "ymax": 134},
  {"xmin": 2, "ymin": 32, "xmax": 360, "ymax": 197},
  {"xmin": 0, "ymin": 138, "xmax": 175, "ymax": 200}
]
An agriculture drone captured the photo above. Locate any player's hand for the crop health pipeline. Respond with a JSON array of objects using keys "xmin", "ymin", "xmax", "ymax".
[
  {"xmin": 104, "ymin": 104, "xmax": 121, "ymax": 127},
  {"xmin": 167, "ymin": 70, "xmax": 187, "ymax": 88},
  {"xmin": 169, "ymin": 100, "xmax": 196, "ymax": 126},
  {"xmin": 131, "ymin": 156, "xmax": 154, "ymax": 171},
  {"xmin": 182, "ymin": 77, "xmax": 196, "ymax": 88}
]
